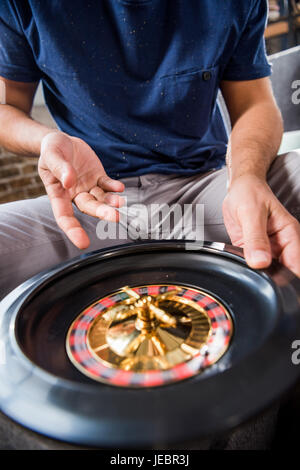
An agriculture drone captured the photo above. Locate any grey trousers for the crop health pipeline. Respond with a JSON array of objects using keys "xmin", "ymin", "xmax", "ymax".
[{"xmin": 1, "ymin": 150, "xmax": 300, "ymax": 301}]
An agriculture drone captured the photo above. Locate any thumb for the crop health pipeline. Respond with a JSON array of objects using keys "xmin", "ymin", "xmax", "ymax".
[
  {"xmin": 40, "ymin": 134, "xmax": 77, "ymax": 189},
  {"xmin": 238, "ymin": 205, "xmax": 272, "ymax": 269},
  {"xmin": 59, "ymin": 162, "xmax": 77, "ymax": 189}
]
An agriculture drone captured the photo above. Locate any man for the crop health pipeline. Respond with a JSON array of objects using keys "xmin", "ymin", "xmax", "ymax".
[{"xmin": 0, "ymin": 0, "xmax": 300, "ymax": 301}]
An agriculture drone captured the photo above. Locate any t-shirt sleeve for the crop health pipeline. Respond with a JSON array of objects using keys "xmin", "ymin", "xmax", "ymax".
[
  {"xmin": 0, "ymin": 1, "xmax": 41, "ymax": 82},
  {"xmin": 222, "ymin": 0, "xmax": 271, "ymax": 81}
]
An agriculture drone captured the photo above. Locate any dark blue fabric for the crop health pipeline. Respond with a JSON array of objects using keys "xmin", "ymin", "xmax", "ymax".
[{"xmin": 0, "ymin": 0, "xmax": 271, "ymax": 179}]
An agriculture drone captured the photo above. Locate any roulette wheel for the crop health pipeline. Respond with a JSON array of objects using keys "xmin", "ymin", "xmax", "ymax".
[{"xmin": 0, "ymin": 240, "xmax": 300, "ymax": 449}]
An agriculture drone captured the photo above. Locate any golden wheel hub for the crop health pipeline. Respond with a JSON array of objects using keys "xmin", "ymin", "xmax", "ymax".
[
  {"xmin": 66, "ymin": 284, "xmax": 233, "ymax": 387},
  {"xmin": 88, "ymin": 286, "xmax": 211, "ymax": 372}
]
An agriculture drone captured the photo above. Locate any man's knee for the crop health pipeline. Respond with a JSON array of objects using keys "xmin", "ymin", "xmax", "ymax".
[
  {"xmin": 276, "ymin": 148, "xmax": 300, "ymax": 171},
  {"xmin": 268, "ymin": 149, "xmax": 300, "ymax": 219},
  {"xmin": 0, "ymin": 197, "xmax": 69, "ymax": 298},
  {"xmin": 0, "ymin": 196, "xmax": 62, "ymax": 254}
]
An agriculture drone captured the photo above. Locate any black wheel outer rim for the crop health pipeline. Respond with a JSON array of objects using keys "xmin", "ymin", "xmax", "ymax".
[{"xmin": 0, "ymin": 240, "xmax": 300, "ymax": 448}]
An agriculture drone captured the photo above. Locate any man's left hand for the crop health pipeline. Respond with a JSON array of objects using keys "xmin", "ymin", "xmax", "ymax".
[{"xmin": 222, "ymin": 174, "xmax": 300, "ymax": 277}]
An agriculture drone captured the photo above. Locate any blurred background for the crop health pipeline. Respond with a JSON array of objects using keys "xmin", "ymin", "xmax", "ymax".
[
  {"xmin": 266, "ymin": 0, "xmax": 300, "ymax": 54},
  {"xmin": 0, "ymin": 1, "xmax": 299, "ymax": 204}
]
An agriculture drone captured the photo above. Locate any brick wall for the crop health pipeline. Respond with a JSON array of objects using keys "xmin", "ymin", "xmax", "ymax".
[
  {"xmin": 0, "ymin": 106, "xmax": 56, "ymax": 204},
  {"xmin": 0, "ymin": 151, "xmax": 45, "ymax": 203}
]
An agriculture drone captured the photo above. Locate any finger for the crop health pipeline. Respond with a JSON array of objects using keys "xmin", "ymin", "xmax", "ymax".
[
  {"xmin": 269, "ymin": 235, "xmax": 283, "ymax": 259},
  {"xmin": 89, "ymin": 186, "xmax": 105, "ymax": 201},
  {"xmin": 97, "ymin": 175, "xmax": 125, "ymax": 193},
  {"xmin": 238, "ymin": 205, "xmax": 272, "ymax": 269},
  {"xmin": 279, "ymin": 239, "xmax": 300, "ymax": 278},
  {"xmin": 90, "ymin": 186, "xmax": 125, "ymax": 208},
  {"xmin": 74, "ymin": 192, "xmax": 120, "ymax": 222},
  {"xmin": 276, "ymin": 220, "xmax": 300, "ymax": 277},
  {"xmin": 50, "ymin": 196, "xmax": 90, "ymax": 249},
  {"xmin": 104, "ymin": 192, "xmax": 125, "ymax": 208}
]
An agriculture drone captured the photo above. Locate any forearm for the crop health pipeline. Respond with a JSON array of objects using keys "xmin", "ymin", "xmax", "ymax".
[
  {"xmin": 226, "ymin": 101, "xmax": 283, "ymax": 185},
  {"xmin": 0, "ymin": 104, "xmax": 57, "ymax": 157}
]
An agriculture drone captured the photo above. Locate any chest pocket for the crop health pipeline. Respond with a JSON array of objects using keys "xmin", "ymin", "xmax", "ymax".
[
  {"xmin": 159, "ymin": 66, "xmax": 219, "ymax": 138},
  {"xmin": 129, "ymin": 65, "xmax": 220, "ymax": 152}
]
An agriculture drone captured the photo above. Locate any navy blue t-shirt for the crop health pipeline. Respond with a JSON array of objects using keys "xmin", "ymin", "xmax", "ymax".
[{"xmin": 0, "ymin": 0, "xmax": 271, "ymax": 179}]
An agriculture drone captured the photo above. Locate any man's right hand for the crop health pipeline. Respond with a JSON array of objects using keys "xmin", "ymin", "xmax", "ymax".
[{"xmin": 38, "ymin": 131, "xmax": 125, "ymax": 249}]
